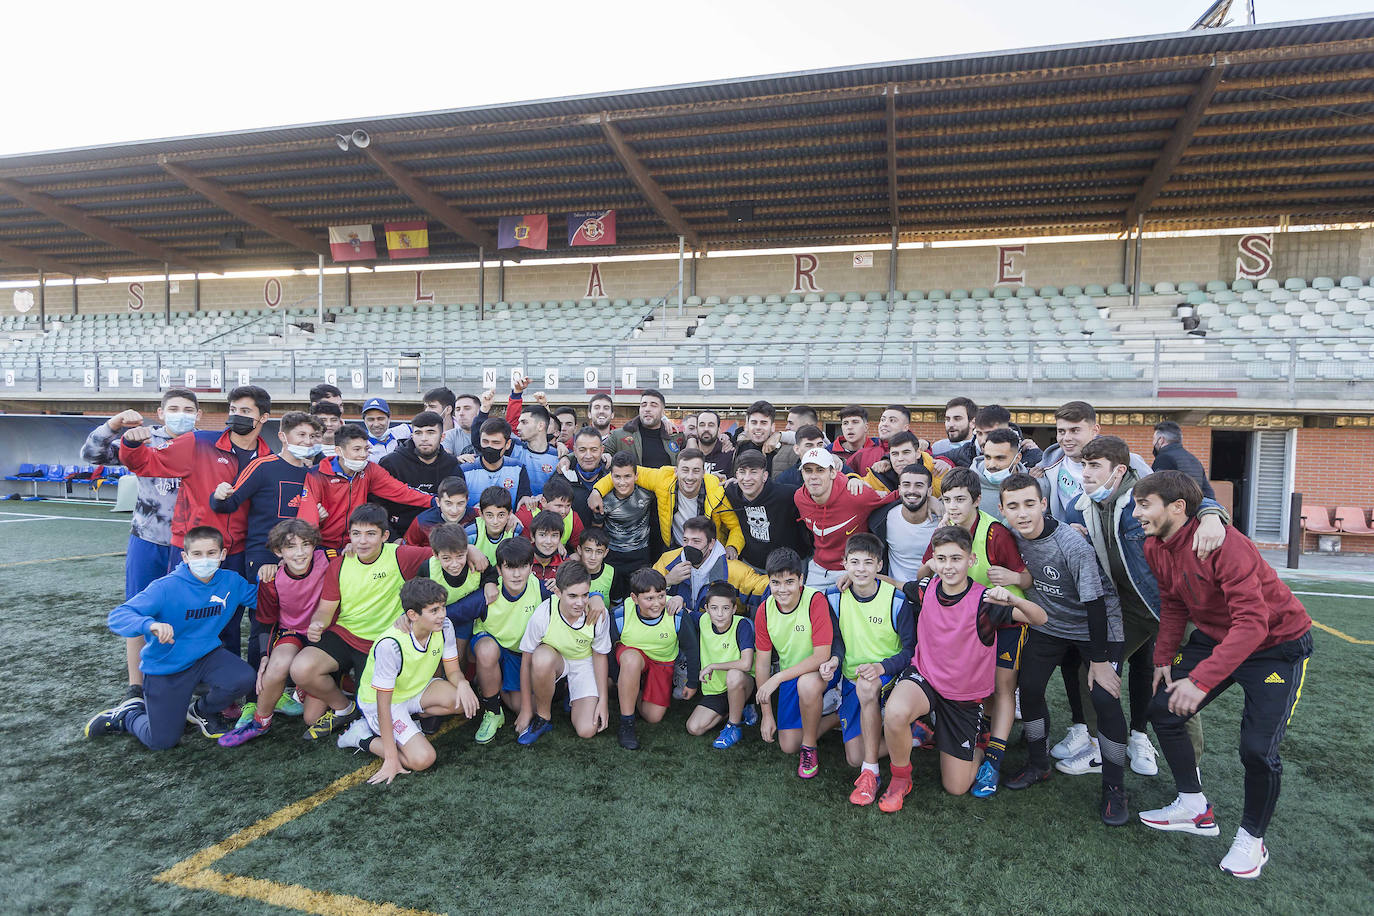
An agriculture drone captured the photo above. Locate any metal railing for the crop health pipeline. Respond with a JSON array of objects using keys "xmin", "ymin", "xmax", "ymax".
[{"xmin": 2, "ymin": 334, "xmax": 1371, "ymax": 405}]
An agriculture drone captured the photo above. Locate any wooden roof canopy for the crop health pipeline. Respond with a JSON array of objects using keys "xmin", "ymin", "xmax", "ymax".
[{"xmin": 1, "ymin": 14, "xmax": 1372, "ymax": 281}]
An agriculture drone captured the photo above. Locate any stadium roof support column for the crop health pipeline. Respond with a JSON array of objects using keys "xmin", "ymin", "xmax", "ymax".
[
  {"xmin": 0, "ymin": 241, "xmax": 96, "ymax": 280},
  {"xmin": 0, "ymin": 178, "xmax": 209, "ymax": 272},
  {"xmin": 159, "ymin": 158, "xmax": 329, "ymax": 258},
  {"xmin": 360, "ymin": 145, "xmax": 501, "ymax": 255},
  {"xmin": 600, "ymin": 114, "xmax": 700, "ymax": 250},
  {"xmin": 1124, "ymin": 65, "xmax": 1225, "ymax": 228},
  {"xmin": 886, "ymin": 84, "xmax": 900, "ymax": 227}
]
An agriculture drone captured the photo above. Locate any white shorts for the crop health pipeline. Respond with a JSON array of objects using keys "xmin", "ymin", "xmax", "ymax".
[
  {"xmin": 360, "ymin": 680, "xmax": 442, "ymax": 747},
  {"xmin": 806, "ymin": 559, "xmax": 840, "ymax": 589},
  {"xmin": 558, "ymin": 655, "xmax": 602, "ymax": 702}
]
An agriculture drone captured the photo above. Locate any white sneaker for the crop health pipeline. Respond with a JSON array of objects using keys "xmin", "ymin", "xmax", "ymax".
[
  {"xmin": 1051, "ymin": 723, "xmax": 1091, "ymax": 760},
  {"xmin": 336, "ymin": 716, "xmax": 374, "ymax": 751},
  {"xmin": 822, "ymin": 685, "xmax": 842, "ymax": 716},
  {"xmin": 1127, "ymin": 730, "xmax": 1159, "ymax": 776},
  {"xmin": 1055, "ymin": 737, "xmax": 1101, "ymax": 775},
  {"xmin": 1219, "ymin": 828, "xmax": 1268, "ymax": 879},
  {"xmin": 1014, "ymin": 687, "xmax": 1022, "ymax": 721},
  {"xmin": 1139, "ymin": 794, "xmax": 1220, "ymax": 835}
]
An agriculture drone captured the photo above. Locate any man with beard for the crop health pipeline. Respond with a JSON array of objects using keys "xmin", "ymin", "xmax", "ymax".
[
  {"xmin": 971, "ymin": 427, "xmax": 1029, "ymax": 520},
  {"xmin": 379, "ymin": 411, "xmax": 460, "ymax": 540},
  {"xmin": 868, "ymin": 462, "xmax": 940, "ymax": 581},
  {"xmin": 610, "ymin": 389, "xmax": 684, "ymax": 469},
  {"xmin": 722, "ymin": 450, "xmax": 810, "ymax": 570},
  {"xmin": 949, "ymin": 404, "xmax": 1043, "ymax": 469},
  {"xmin": 588, "ymin": 393, "xmax": 617, "ymax": 440},
  {"xmin": 932, "ymin": 397, "xmax": 976, "ymax": 460},
  {"xmin": 855, "ymin": 431, "xmax": 946, "ymax": 499},
  {"xmin": 696, "ymin": 410, "xmax": 734, "ymax": 479}
]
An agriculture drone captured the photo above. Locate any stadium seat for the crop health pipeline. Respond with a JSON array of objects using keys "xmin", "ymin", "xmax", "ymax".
[
  {"xmin": 1284, "ymin": 277, "xmax": 1307, "ymax": 291},
  {"xmin": 1335, "ymin": 507, "xmax": 1374, "ymax": 536},
  {"xmin": 1153, "ymin": 281, "xmax": 1177, "ymax": 294},
  {"xmin": 1205, "ymin": 280, "xmax": 1228, "ymax": 293},
  {"xmin": 1084, "ymin": 284, "xmax": 1106, "ymax": 297},
  {"xmin": 1257, "ymin": 277, "xmax": 1280, "ymax": 291},
  {"xmin": 1106, "ymin": 283, "xmax": 1128, "ymax": 297},
  {"xmin": 1300, "ymin": 505, "xmax": 1340, "ymax": 534},
  {"xmin": 1178, "ymin": 281, "xmax": 1200, "ymax": 293},
  {"xmin": 1312, "ymin": 276, "xmax": 1335, "ymax": 290}
]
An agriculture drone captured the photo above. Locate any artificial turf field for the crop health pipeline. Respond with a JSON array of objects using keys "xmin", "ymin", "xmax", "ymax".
[{"xmin": 3, "ymin": 500, "xmax": 1372, "ymax": 916}]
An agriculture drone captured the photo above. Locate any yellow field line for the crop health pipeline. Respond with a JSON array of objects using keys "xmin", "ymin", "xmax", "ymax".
[
  {"xmin": 1312, "ymin": 620, "xmax": 1374, "ymax": 645},
  {"xmin": 0, "ymin": 550, "xmax": 126, "ymax": 568},
  {"xmin": 156, "ymin": 718, "xmax": 463, "ymax": 915}
]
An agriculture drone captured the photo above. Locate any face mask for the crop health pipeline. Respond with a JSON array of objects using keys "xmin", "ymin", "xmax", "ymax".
[
  {"xmin": 682, "ymin": 544, "xmax": 705, "ymax": 566},
  {"xmin": 320, "ymin": 444, "xmax": 337, "ymax": 458},
  {"xmin": 162, "ymin": 412, "xmax": 196, "ymax": 436},
  {"xmin": 1087, "ymin": 468, "xmax": 1122, "ymax": 503},
  {"xmin": 187, "ymin": 557, "xmax": 220, "ymax": 578},
  {"xmin": 340, "ymin": 456, "xmax": 369, "ymax": 473},
  {"xmin": 986, "ymin": 467, "xmax": 1012, "ymax": 484},
  {"xmin": 225, "ymin": 415, "xmax": 256, "ymax": 436},
  {"xmin": 287, "ymin": 443, "xmax": 323, "ymax": 460},
  {"xmin": 480, "ymin": 446, "xmax": 504, "ymax": 465}
]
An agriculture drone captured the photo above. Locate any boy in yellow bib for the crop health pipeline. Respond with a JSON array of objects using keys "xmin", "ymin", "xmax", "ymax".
[
  {"xmin": 336, "ymin": 578, "xmax": 479, "ymax": 784},
  {"xmin": 684, "ymin": 582, "xmax": 756, "ymax": 749},
  {"xmin": 516, "ymin": 562, "xmax": 612, "ymax": 745},
  {"xmin": 611, "ymin": 568, "xmax": 686, "ymax": 750}
]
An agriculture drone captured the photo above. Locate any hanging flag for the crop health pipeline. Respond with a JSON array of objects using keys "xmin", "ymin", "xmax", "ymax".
[
  {"xmin": 497, "ymin": 214, "xmax": 548, "ymax": 250},
  {"xmin": 384, "ymin": 221, "xmax": 429, "ymax": 259},
  {"xmin": 567, "ymin": 210, "xmax": 617, "ymax": 246},
  {"xmin": 329, "ymin": 225, "xmax": 377, "ymax": 261}
]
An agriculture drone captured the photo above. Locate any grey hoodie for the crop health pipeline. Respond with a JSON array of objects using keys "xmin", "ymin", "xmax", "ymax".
[{"xmin": 81, "ymin": 420, "xmax": 180, "ymax": 546}]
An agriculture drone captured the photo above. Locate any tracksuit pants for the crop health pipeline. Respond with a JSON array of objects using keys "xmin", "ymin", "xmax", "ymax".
[{"xmin": 124, "ymin": 648, "xmax": 255, "ymax": 750}]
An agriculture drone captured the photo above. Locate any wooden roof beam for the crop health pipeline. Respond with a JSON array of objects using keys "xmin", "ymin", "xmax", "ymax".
[
  {"xmin": 360, "ymin": 144, "xmax": 502, "ymax": 255},
  {"xmin": 1124, "ymin": 66, "xmax": 1225, "ymax": 228},
  {"xmin": 0, "ymin": 240, "xmax": 102, "ymax": 278},
  {"xmin": 158, "ymin": 158, "xmax": 328, "ymax": 257},
  {"xmin": 600, "ymin": 113, "xmax": 700, "ymax": 249},
  {"xmin": 0, "ymin": 177, "xmax": 210, "ymax": 271}
]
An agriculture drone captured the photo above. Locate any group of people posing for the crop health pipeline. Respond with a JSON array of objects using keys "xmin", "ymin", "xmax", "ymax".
[{"xmin": 80, "ymin": 381, "xmax": 1312, "ymax": 880}]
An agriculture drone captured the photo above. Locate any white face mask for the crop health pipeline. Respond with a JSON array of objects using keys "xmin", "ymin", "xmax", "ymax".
[
  {"xmin": 985, "ymin": 466, "xmax": 1012, "ymax": 484},
  {"xmin": 1088, "ymin": 467, "xmax": 1123, "ymax": 503},
  {"xmin": 320, "ymin": 444, "xmax": 337, "ymax": 457},
  {"xmin": 162, "ymin": 412, "xmax": 196, "ymax": 435},
  {"xmin": 340, "ymin": 456, "xmax": 369, "ymax": 473},
  {"xmin": 287, "ymin": 443, "xmax": 323, "ymax": 460},
  {"xmin": 187, "ymin": 557, "xmax": 220, "ymax": 578}
]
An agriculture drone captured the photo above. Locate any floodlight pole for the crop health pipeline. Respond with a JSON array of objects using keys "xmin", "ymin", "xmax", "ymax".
[
  {"xmin": 1131, "ymin": 215, "xmax": 1144, "ymax": 310},
  {"xmin": 478, "ymin": 246, "xmax": 486, "ymax": 321},
  {"xmin": 889, "ymin": 225, "xmax": 898, "ymax": 304},
  {"xmin": 677, "ymin": 235, "xmax": 684, "ymax": 316},
  {"xmin": 317, "ymin": 254, "xmax": 325, "ymax": 327},
  {"xmin": 164, "ymin": 262, "xmax": 171, "ymax": 324}
]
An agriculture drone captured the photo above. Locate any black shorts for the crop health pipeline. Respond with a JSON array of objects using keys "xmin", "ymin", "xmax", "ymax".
[
  {"xmin": 899, "ymin": 666, "xmax": 984, "ymax": 761},
  {"xmin": 694, "ymin": 691, "xmax": 729, "ymax": 717},
  {"xmin": 315, "ymin": 629, "xmax": 370, "ymax": 682}
]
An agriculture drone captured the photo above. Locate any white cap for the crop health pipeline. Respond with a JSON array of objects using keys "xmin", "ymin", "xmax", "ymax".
[{"xmin": 800, "ymin": 447, "xmax": 836, "ymax": 470}]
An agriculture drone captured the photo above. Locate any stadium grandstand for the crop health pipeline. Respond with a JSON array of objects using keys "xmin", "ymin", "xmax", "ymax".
[{"xmin": 3, "ymin": 11, "xmax": 1374, "ymax": 555}]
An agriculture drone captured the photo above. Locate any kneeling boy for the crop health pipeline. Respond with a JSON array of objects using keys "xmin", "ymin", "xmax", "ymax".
[
  {"xmin": 516, "ymin": 561, "xmax": 612, "ymax": 745},
  {"xmin": 337, "ymin": 578, "xmax": 479, "ymax": 784},
  {"xmin": 879, "ymin": 526, "xmax": 1045, "ymax": 809},
  {"xmin": 87, "ymin": 526, "xmax": 259, "ymax": 748},
  {"xmin": 612, "ymin": 567, "xmax": 684, "ymax": 750},
  {"xmin": 684, "ymin": 582, "xmax": 755, "ymax": 749}
]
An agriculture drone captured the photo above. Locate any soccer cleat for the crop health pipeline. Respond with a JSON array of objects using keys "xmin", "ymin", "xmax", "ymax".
[
  {"xmin": 798, "ymin": 746, "xmax": 819, "ymax": 778},
  {"xmin": 618, "ymin": 719, "xmax": 639, "ymax": 750},
  {"xmin": 303, "ymin": 702, "xmax": 356, "ymax": 740},
  {"xmin": 84, "ymin": 697, "xmax": 143, "ymax": 738},
  {"xmin": 970, "ymin": 758, "xmax": 1000, "ymax": 798},
  {"xmin": 742, "ymin": 704, "xmax": 759, "ymax": 727},
  {"xmin": 1219, "ymin": 828, "xmax": 1268, "ymax": 879},
  {"xmin": 517, "ymin": 715, "xmax": 552, "ymax": 746},
  {"xmin": 1128, "ymin": 730, "xmax": 1159, "ymax": 776},
  {"xmin": 336, "ymin": 716, "xmax": 373, "ymax": 752},
  {"xmin": 187, "ymin": 700, "xmax": 233, "ymax": 739},
  {"xmin": 849, "ymin": 770, "xmax": 879, "ymax": 806},
  {"xmin": 218, "ymin": 716, "xmax": 270, "ymax": 748},
  {"xmin": 910, "ymin": 719, "xmax": 935, "ymax": 749},
  {"xmin": 712, "ymin": 722, "xmax": 742, "ymax": 749},
  {"xmin": 1055, "ymin": 738, "xmax": 1101, "ymax": 775},
  {"xmin": 273, "ymin": 692, "xmax": 305, "ymax": 717},
  {"xmin": 878, "ymin": 776, "xmax": 913, "ymax": 813},
  {"xmin": 1100, "ymin": 785, "xmax": 1130, "ymax": 827},
  {"xmin": 1051, "ymin": 723, "xmax": 1091, "ymax": 760},
  {"xmin": 474, "ymin": 709, "xmax": 505, "ymax": 745},
  {"xmin": 1004, "ymin": 764, "xmax": 1052, "ymax": 791},
  {"xmin": 235, "ymin": 702, "xmax": 258, "ymax": 729},
  {"xmin": 1139, "ymin": 796, "xmax": 1221, "ymax": 836},
  {"xmin": 419, "ymin": 716, "xmax": 441, "ymax": 735}
]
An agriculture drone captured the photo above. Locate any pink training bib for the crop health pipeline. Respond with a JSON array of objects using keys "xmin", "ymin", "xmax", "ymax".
[
  {"xmin": 913, "ymin": 581, "xmax": 994, "ymax": 702},
  {"xmin": 271, "ymin": 549, "xmax": 330, "ymax": 632}
]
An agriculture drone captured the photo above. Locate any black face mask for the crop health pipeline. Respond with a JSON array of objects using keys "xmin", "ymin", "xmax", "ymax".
[
  {"xmin": 225, "ymin": 415, "xmax": 256, "ymax": 436},
  {"xmin": 682, "ymin": 544, "xmax": 705, "ymax": 566},
  {"xmin": 480, "ymin": 446, "xmax": 504, "ymax": 465}
]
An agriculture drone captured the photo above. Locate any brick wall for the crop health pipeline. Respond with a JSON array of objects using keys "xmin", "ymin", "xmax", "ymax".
[
  {"xmin": 23, "ymin": 228, "xmax": 1373, "ymax": 317},
  {"xmin": 1295, "ymin": 427, "xmax": 1374, "ymax": 554}
]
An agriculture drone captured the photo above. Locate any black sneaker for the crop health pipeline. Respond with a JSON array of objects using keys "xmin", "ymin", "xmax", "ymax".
[
  {"xmin": 85, "ymin": 697, "xmax": 144, "ymax": 738},
  {"xmin": 123, "ymin": 684, "xmax": 144, "ymax": 702},
  {"xmin": 618, "ymin": 719, "xmax": 639, "ymax": 750},
  {"xmin": 1100, "ymin": 785, "xmax": 1130, "ymax": 827},
  {"xmin": 419, "ymin": 715, "xmax": 442, "ymax": 735},
  {"xmin": 1004, "ymin": 764, "xmax": 1052, "ymax": 791},
  {"xmin": 186, "ymin": 700, "xmax": 232, "ymax": 739}
]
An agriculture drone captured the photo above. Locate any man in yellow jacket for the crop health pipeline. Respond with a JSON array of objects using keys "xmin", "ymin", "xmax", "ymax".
[{"xmin": 590, "ymin": 448, "xmax": 744, "ymax": 556}]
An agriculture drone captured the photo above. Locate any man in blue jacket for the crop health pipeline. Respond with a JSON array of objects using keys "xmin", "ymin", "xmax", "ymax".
[{"xmin": 84, "ymin": 526, "xmax": 259, "ymax": 749}]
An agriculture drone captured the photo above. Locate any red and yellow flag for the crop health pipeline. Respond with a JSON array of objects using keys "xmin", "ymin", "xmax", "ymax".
[{"xmin": 384, "ymin": 221, "xmax": 429, "ymax": 259}]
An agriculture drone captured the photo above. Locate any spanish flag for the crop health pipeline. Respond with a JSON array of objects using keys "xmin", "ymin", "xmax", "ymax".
[{"xmin": 384, "ymin": 221, "xmax": 429, "ymax": 259}]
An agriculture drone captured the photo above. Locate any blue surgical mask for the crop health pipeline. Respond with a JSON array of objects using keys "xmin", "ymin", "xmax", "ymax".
[
  {"xmin": 986, "ymin": 467, "xmax": 1012, "ymax": 484},
  {"xmin": 187, "ymin": 557, "xmax": 220, "ymax": 578},
  {"xmin": 163, "ymin": 412, "xmax": 196, "ymax": 436},
  {"xmin": 287, "ymin": 443, "xmax": 323, "ymax": 460},
  {"xmin": 1088, "ymin": 468, "xmax": 1122, "ymax": 503}
]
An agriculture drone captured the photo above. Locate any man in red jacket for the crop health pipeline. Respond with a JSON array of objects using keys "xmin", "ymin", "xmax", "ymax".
[
  {"xmin": 1134, "ymin": 471, "xmax": 1312, "ymax": 881},
  {"xmin": 793, "ymin": 448, "xmax": 895, "ymax": 587},
  {"xmin": 297, "ymin": 424, "xmax": 436, "ymax": 551}
]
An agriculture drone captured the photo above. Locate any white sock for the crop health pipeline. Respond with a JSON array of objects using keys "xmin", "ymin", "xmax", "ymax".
[
  {"xmin": 1131, "ymin": 729, "xmax": 1149, "ymax": 740},
  {"xmin": 862, "ymin": 761, "xmax": 880, "ymax": 776},
  {"xmin": 1237, "ymin": 826, "xmax": 1261, "ymax": 842},
  {"xmin": 1180, "ymin": 791, "xmax": 1208, "ymax": 814}
]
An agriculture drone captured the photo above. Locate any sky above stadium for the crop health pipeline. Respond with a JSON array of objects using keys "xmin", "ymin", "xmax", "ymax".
[{"xmin": 2, "ymin": 0, "xmax": 1368, "ymax": 157}]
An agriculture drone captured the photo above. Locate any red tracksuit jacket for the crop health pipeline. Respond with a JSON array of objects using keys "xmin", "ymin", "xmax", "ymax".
[
  {"xmin": 1147, "ymin": 515, "xmax": 1311, "ymax": 693},
  {"xmin": 794, "ymin": 476, "xmax": 897, "ymax": 571},
  {"xmin": 297, "ymin": 457, "xmax": 434, "ymax": 550}
]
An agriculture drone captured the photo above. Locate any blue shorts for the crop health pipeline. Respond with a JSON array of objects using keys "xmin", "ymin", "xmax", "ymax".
[
  {"xmin": 125, "ymin": 535, "xmax": 172, "ymax": 600},
  {"xmin": 996, "ymin": 625, "xmax": 1027, "ymax": 671},
  {"xmin": 775, "ymin": 670, "xmax": 841, "ymax": 732},
  {"xmin": 838, "ymin": 673, "xmax": 895, "ymax": 743},
  {"xmin": 471, "ymin": 632, "xmax": 522, "ymax": 693}
]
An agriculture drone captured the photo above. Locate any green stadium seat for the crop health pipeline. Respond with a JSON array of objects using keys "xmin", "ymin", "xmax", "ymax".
[
  {"xmin": 1084, "ymin": 284, "xmax": 1106, "ymax": 297},
  {"xmin": 1106, "ymin": 283, "xmax": 1128, "ymax": 297}
]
